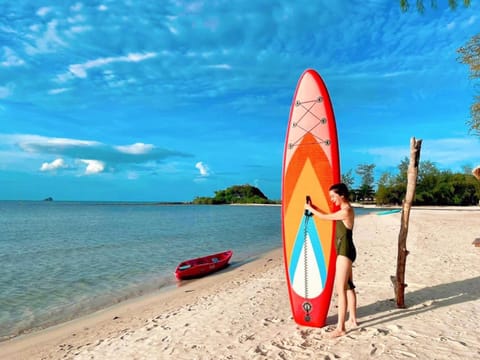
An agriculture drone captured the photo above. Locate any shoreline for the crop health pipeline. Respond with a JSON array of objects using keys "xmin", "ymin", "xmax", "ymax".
[
  {"xmin": 0, "ymin": 249, "xmax": 284, "ymax": 359},
  {"xmin": 0, "ymin": 249, "xmax": 278, "ymax": 345},
  {"xmin": 1, "ymin": 207, "xmax": 479, "ymax": 359}
]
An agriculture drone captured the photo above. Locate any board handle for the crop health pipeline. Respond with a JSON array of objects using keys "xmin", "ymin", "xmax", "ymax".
[{"xmin": 304, "ymin": 195, "xmax": 312, "ymax": 217}]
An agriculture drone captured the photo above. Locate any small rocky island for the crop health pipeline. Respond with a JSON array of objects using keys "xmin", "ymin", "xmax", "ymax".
[{"xmin": 192, "ymin": 184, "xmax": 277, "ymax": 205}]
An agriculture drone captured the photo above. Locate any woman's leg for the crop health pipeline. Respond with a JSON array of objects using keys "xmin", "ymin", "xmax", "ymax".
[
  {"xmin": 346, "ymin": 266, "xmax": 358, "ymax": 327},
  {"xmin": 330, "ymin": 255, "xmax": 351, "ymax": 338}
]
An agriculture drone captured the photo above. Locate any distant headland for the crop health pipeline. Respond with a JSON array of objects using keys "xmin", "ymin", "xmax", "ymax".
[{"xmin": 192, "ymin": 184, "xmax": 279, "ymax": 205}]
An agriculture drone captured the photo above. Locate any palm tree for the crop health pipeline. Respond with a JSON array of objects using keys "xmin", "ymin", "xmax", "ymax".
[{"xmin": 458, "ymin": 35, "xmax": 480, "ymax": 135}]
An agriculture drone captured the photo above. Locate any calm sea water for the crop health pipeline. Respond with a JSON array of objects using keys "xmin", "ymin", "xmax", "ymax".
[{"xmin": 0, "ymin": 201, "xmax": 374, "ymax": 341}]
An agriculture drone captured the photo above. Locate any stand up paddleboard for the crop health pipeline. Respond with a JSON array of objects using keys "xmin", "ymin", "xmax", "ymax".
[{"xmin": 282, "ymin": 69, "xmax": 340, "ymax": 327}]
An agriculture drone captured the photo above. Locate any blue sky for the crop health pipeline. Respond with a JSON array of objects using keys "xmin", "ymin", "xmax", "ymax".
[{"xmin": 1, "ymin": 0, "xmax": 479, "ymax": 202}]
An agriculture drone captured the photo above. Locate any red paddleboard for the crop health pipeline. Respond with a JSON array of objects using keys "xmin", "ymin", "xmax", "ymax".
[{"xmin": 281, "ymin": 69, "xmax": 340, "ymax": 327}]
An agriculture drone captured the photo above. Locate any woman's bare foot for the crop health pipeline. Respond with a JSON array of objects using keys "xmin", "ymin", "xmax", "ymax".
[
  {"xmin": 349, "ymin": 319, "xmax": 359, "ymax": 328},
  {"xmin": 328, "ymin": 328, "xmax": 346, "ymax": 338}
]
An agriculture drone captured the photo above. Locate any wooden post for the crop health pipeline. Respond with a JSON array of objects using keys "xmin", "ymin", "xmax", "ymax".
[{"xmin": 393, "ymin": 137, "xmax": 422, "ymax": 308}]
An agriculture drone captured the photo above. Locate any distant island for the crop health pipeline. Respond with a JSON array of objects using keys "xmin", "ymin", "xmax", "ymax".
[
  {"xmin": 43, "ymin": 197, "xmax": 53, "ymax": 201},
  {"xmin": 192, "ymin": 184, "xmax": 278, "ymax": 205}
]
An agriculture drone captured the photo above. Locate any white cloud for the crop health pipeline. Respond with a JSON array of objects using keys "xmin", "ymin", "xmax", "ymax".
[
  {"xmin": 25, "ymin": 19, "xmax": 67, "ymax": 55},
  {"xmin": 79, "ymin": 159, "xmax": 105, "ymax": 175},
  {"xmin": 67, "ymin": 14, "xmax": 85, "ymax": 24},
  {"xmin": 381, "ymin": 71, "xmax": 412, "ymax": 78},
  {"xmin": 206, "ymin": 64, "xmax": 232, "ymax": 70},
  {"xmin": 0, "ymin": 24, "xmax": 16, "ymax": 35},
  {"xmin": 463, "ymin": 15, "xmax": 477, "ymax": 27},
  {"xmin": 29, "ymin": 24, "xmax": 40, "ymax": 32},
  {"xmin": 4, "ymin": 134, "xmax": 190, "ymax": 174},
  {"xmin": 1, "ymin": 47, "xmax": 25, "ymax": 67},
  {"xmin": 64, "ymin": 52, "xmax": 157, "ymax": 80},
  {"xmin": 68, "ymin": 64, "xmax": 88, "ymax": 78},
  {"xmin": 195, "ymin": 161, "xmax": 210, "ymax": 177},
  {"xmin": 48, "ymin": 87, "xmax": 70, "ymax": 95},
  {"xmin": 167, "ymin": 24, "xmax": 178, "ymax": 35},
  {"xmin": 55, "ymin": 72, "xmax": 75, "ymax": 83},
  {"xmin": 40, "ymin": 158, "xmax": 67, "ymax": 171},
  {"xmin": 70, "ymin": 25, "xmax": 92, "ymax": 34},
  {"xmin": 17, "ymin": 135, "xmax": 99, "ymax": 153},
  {"xmin": 127, "ymin": 53, "xmax": 156, "ymax": 62},
  {"xmin": 98, "ymin": 5, "xmax": 108, "ymax": 11},
  {"xmin": 71, "ymin": 3, "xmax": 83, "ymax": 12},
  {"xmin": 116, "ymin": 143, "xmax": 154, "ymax": 154},
  {"xmin": 36, "ymin": 7, "xmax": 52, "ymax": 17}
]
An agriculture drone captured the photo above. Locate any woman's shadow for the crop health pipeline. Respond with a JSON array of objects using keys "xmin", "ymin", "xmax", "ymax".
[{"xmin": 327, "ymin": 276, "xmax": 480, "ymax": 328}]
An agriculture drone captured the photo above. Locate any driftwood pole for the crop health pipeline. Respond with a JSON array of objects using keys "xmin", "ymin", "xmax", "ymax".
[{"xmin": 393, "ymin": 137, "xmax": 422, "ymax": 308}]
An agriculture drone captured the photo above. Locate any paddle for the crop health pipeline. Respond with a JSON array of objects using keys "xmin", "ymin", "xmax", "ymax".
[{"xmin": 305, "ymin": 195, "xmax": 313, "ymax": 217}]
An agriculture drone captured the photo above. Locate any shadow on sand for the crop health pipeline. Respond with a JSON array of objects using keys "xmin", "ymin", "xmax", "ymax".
[{"xmin": 326, "ymin": 276, "xmax": 480, "ymax": 328}]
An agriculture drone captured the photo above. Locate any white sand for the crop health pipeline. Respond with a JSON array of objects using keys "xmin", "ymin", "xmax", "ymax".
[{"xmin": 1, "ymin": 207, "xmax": 479, "ymax": 359}]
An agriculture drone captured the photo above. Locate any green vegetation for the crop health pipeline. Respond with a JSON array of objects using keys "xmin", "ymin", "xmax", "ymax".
[
  {"xmin": 349, "ymin": 160, "xmax": 480, "ymax": 206},
  {"xmin": 193, "ymin": 184, "xmax": 276, "ymax": 205}
]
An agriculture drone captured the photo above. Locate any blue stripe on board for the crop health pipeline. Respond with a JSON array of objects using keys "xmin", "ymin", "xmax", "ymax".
[
  {"xmin": 288, "ymin": 220, "xmax": 305, "ymax": 279},
  {"xmin": 288, "ymin": 216, "xmax": 327, "ymax": 289}
]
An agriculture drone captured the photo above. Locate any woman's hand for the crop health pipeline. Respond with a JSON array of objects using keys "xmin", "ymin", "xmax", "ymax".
[
  {"xmin": 305, "ymin": 202, "xmax": 329, "ymax": 218},
  {"xmin": 304, "ymin": 203, "xmax": 314, "ymax": 213}
]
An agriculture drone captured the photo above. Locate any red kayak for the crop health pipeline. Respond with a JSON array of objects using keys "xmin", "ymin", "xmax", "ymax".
[{"xmin": 174, "ymin": 250, "xmax": 233, "ymax": 280}]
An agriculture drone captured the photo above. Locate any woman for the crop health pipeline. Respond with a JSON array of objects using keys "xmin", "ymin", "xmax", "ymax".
[{"xmin": 304, "ymin": 183, "xmax": 358, "ymax": 338}]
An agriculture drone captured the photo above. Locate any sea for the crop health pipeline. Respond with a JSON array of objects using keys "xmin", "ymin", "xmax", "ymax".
[{"xmin": 0, "ymin": 201, "xmax": 375, "ymax": 341}]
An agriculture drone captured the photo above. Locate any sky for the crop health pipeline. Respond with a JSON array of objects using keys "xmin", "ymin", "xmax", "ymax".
[{"xmin": 1, "ymin": 0, "xmax": 479, "ymax": 202}]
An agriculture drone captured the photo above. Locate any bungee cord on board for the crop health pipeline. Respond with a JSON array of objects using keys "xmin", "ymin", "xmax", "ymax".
[{"xmin": 288, "ymin": 97, "xmax": 330, "ymax": 149}]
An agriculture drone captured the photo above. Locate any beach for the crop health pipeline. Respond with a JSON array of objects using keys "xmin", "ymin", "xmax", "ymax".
[{"xmin": 1, "ymin": 207, "xmax": 479, "ymax": 360}]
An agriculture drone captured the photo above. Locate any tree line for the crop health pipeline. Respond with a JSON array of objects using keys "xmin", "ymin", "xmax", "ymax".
[{"xmin": 343, "ymin": 160, "xmax": 480, "ymax": 206}]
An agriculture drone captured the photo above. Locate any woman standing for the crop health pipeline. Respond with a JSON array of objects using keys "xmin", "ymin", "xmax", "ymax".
[{"xmin": 304, "ymin": 183, "xmax": 358, "ymax": 338}]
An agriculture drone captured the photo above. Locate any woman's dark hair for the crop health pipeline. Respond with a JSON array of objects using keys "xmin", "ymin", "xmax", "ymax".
[{"xmin": 329, "ymin": 183, "xmax": 350, "ymax": 198}]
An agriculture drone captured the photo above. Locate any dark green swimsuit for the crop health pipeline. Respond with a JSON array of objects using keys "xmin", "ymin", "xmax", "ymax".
[
  {"xmin": 336, "ymin": 220, "xmax": 356, "ymax": 262},
  {"xmin": 336, "ymin": 220, "xmax": 357, "ymax": 289}
]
